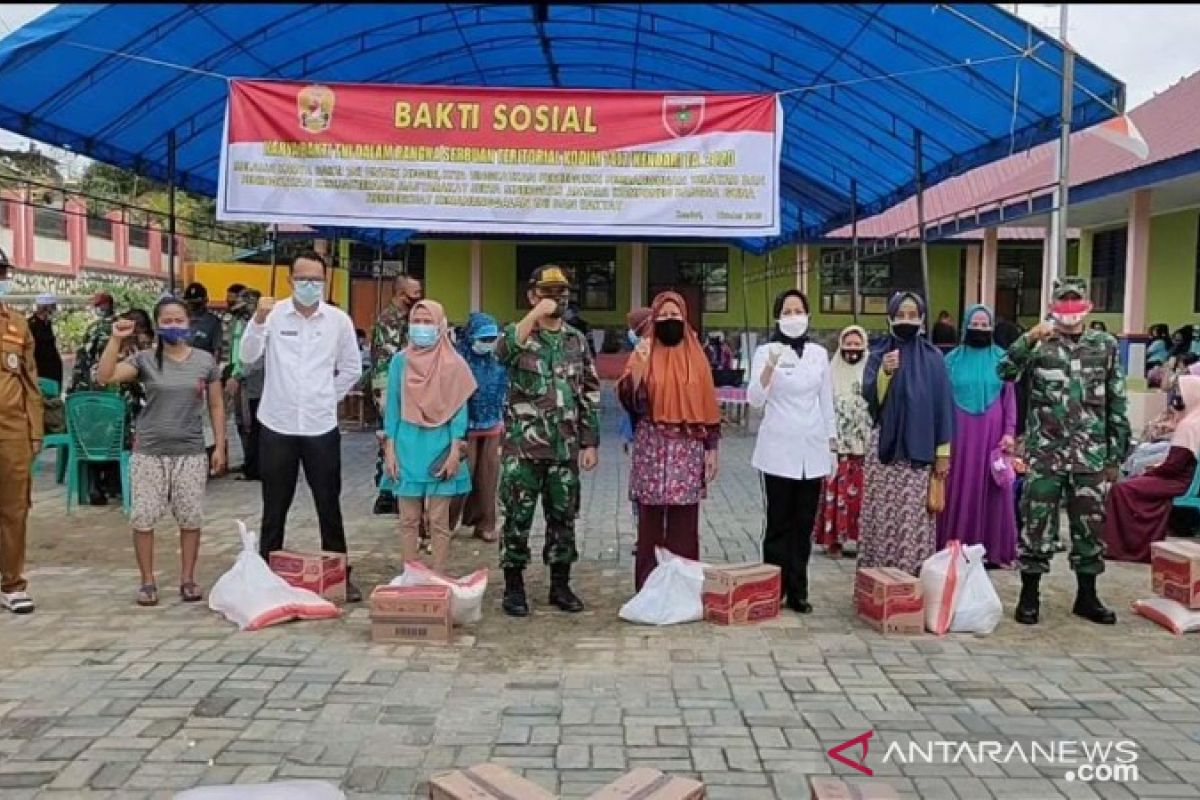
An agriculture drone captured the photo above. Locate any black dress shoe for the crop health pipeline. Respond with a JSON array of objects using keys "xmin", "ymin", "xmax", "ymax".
[
  {"xmin": 786, "ymin": 597, "xmax": 812, "ymax": 614},
  {"xmin": 372, "ymin": 494, "xmax": 397, "ymax": 515}
]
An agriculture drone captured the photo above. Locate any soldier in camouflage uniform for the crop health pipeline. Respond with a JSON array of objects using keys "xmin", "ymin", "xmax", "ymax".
[
  {"xmin": 496, "ymin": 265, "xmax": 601, "ymax": 617},
  {"xmin": 998, "ymin": 276, "xmax": 1131, "ymax": 626},
  {"xmin": 69, "ymin": 292, "xmax": 116, "ymax": 393},
  {"xmin": 370, "ymin": 275, "xmax": 424, "ymax": 515}
]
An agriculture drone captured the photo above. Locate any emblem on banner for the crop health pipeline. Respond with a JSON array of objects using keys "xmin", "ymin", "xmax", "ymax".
[
  {"xmin": 297, "ymin": 84, "xmax": 335, "ymax": 133},
  {"xmin": 662, "ymin": 96, "xmax": 705, "ymax": 138}
]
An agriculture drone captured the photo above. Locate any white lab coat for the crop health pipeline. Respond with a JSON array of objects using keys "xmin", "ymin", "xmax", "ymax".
[{"xmin": 748, "ymin": 342, "xmax": 837, "ymax": 481}]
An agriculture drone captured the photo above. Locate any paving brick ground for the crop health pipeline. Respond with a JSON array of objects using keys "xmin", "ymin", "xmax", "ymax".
[{"xmin": 4, "ymin": 387, "xmax": 1200, "ymax": 799}]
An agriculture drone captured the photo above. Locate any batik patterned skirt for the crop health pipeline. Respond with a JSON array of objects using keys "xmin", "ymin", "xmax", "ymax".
[
  {"xmin": 816, "ymin": 455, "xmax": 864, "ymax": 554},
  {"xmin": 857, "ymin": 431, "xmax": 937, "ymax": 576}
]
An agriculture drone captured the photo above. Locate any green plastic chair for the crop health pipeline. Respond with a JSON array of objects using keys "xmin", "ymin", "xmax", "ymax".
[
  {"xmin": 65, "ymin": 391, "xmax": 132, "ymax": 516},
  {"xmin": 32, "ymin": 378, "xmax": 70, "ymax": 483},
  {"xmin": 1174, "ymin": 467, "xmax": 1200, "ymax": 512}
]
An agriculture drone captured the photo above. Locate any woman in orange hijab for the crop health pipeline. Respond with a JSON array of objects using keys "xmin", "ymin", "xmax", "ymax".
[{"xmin": 618, "ymin": 291, "xmax": 722, "ymax": 590}]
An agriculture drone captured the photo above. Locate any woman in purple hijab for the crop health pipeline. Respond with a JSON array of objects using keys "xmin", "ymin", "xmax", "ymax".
[{"xmin": 858, "ymin": 291, "xmax": 955, "ymax": 576}]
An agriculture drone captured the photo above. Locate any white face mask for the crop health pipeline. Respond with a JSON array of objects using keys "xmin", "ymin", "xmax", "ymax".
[{"xmin": 778, "ymin": 314, "xmax": 809, "ymax": 339}]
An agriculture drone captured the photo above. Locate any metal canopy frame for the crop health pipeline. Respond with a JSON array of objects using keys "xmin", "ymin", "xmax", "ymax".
[{"xmin": 0, "ymin": 3, "xmax": 1124, "ymax": 254}]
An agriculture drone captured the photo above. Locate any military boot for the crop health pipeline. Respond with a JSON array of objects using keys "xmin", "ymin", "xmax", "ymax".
[
  {"xmin": 548, "ymin": 564, "xmax": 584, "ymax": 613},
  {"xmin": 1014, "ymin": 572, "xmax": 1040, "ymax": 625},
  {"xmin": 1072, "ymin": 573, "xmax": 1116, "ymax": 625},
  {"xmin": 373, "ymin": 493, "xmax": 397, "ymax": 516},
  {"xmin": 502, "ymin": 568, "xmax": 529, "ymax": 617}
]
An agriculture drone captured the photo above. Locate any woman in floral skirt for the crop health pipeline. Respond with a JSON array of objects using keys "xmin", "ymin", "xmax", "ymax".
[
  {"xmin": 618, "ymin": 291, "xmax": 722, "ymax": 591},
  {"xmin": 816, "ymin": 325, "xmax": 872, "ymax": 558},
  {"xmin": 858, "ymin": 291, "xmax": 955, "ymax": 576}
]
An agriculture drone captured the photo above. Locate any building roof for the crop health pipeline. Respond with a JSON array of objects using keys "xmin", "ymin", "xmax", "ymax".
[
  {"xmin": 0, "ymin": 4, "xmax": 1123, "ymax": 253},
  {"xmin": 832, "ymin": 69, "xmax": 1200, "ymax": 240}
]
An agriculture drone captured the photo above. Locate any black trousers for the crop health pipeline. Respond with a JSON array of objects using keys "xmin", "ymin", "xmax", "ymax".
[
  {"xmin": 240, "ymin": 399, "xmax": 262, "ymax": 480},
  {"xmin": 761, "ymin": 473, "xmax": 822, "ymax": 603},
  {"xmin": 259, "ymin": 425, "xmax": 347, "ymax": 560}
]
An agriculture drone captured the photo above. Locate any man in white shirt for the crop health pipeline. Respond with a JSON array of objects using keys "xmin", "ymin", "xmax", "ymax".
[{"xmin": 239, "ymin": 251, "xmax": 364, "ymax": 601}]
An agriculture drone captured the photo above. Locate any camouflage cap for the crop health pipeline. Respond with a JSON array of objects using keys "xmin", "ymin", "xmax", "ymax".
[
  {"xmin": 529, "ymin": 264, "xmax": 571, "ymax": 290},
  {"xmin": 1052, "ymin": 275, "xmax": 1089, "ymax": 301}
]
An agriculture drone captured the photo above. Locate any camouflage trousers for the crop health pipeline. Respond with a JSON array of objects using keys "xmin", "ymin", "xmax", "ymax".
[
  {"xmin": 372, "ymin": 388, "xmax": 394, "ymax": 496},
  {"xmin": 1019, "ymin": 470, "xmax": 1109, "ymax": 576},
  {"xmin": 499, "ymin": 458, "xmax": 580, "ymax": 571}
]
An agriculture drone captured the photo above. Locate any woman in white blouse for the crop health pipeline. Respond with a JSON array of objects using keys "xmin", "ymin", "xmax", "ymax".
[{"xmin": 748, "ymin": 290, "xmax": 837, "ymax": 614}]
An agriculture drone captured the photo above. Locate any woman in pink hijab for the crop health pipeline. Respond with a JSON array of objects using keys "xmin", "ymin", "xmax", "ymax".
[
  {"xmin": 1103, "ymin": 374, "xmax": 1200, "ymax": 562},
  {"xmin": 383, "ymin": 300, "xmax": 478, "ymax": 572}
]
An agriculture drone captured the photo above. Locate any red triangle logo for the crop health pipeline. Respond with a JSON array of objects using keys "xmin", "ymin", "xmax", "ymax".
[{"xmin": 827, "ymin": 730, "xmax": 875, "ymax": 776}]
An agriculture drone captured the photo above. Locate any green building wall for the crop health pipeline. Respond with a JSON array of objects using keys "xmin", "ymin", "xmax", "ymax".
[{"xmin": 413, "ymin": 238, "xmax": 966, "ymax": 335}]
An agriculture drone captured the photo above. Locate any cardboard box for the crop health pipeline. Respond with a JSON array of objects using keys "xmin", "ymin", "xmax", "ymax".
[
  {"xmin": 268, "ymin": 550, "xmax": 347, "ymax": 604},
  {"xmin": 1151, "ymin": 540, "xmax": 1200, "ymax": 609},
  {"xmin": 702, "ymin": 563, "xmax": 781, "ymax": 625},
  {"xmin": 810, "ymin": 777, "xmax": 899, "ymax": 800},
  {"xmin": 429, "ymin": 763, "xmax": 556, "ymax": 800},
  {"xmin": 855, "ymin": 567, "xmax": 924, "ymax": 635},
  {"xmin": 586, "ymin": 768, "xmax": 705, "ymax": 800},
  {"xmin": 370, "ymin": 585, "xmax": 452, "ymax": 644}
]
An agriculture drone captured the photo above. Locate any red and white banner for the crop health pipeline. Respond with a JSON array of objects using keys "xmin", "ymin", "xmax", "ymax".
[{"xmin": 217, "ymin": 80, "xmax": 782, "ymax": 237}]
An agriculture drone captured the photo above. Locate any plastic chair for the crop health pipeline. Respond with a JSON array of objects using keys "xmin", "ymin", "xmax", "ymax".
[
  {"xmin": 32, "ymin": 378, "xmax": 70, "ymax": 482},
  {"xmin": 65, "ymin": 391, "xmax": 132, "ymax": 516},
  {"xmin": 1174, "ymin": 466, "xmax": 1200, "ymax": 512}
]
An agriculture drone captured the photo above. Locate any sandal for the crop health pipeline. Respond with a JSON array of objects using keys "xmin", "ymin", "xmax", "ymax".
[
  {"xmin": 137, "ymin": 584, "xmax": 159, "ymax": 607},
  {"xmin": 180, "ymin": 582, "xmax": 204, "ymax": 603}
]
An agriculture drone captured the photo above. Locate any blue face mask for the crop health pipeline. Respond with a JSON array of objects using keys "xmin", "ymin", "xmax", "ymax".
[
  {"xmin": 157, "ymin": 326, "xmax": 190, "ymax": 345},
  {"xmin": 292, "ymin": 280, "xmax": 324, "ymax": 307},
  {"xmin": 410, "ymin": 323, "xmax": 439, "ymax": 348},
  {"xmin": 627, "ymin": 329, "xmax": 639, "ymax": 347},
  {"xmin": 0, "ymin": 280, "xmax": 10, "ymax": 298}
]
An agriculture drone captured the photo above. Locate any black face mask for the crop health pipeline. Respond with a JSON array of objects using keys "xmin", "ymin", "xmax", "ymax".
[
  {"xmin": 655, "ymin": 319, "xmax": 685, "ymax": 347},
  {"xmin": 842, "ymin": 350, "xmax": 864, "ymax": 365},
  {"xmin": 964, "ymin": 329, "xmax": 993, "ymax": 349},
  {"xmin": 891, "ymin": 322, "xmax": 920, "ymax": 342}
]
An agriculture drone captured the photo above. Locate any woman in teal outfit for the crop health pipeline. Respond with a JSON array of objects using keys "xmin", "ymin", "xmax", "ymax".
[{"xmin": 384, "ymin": 300, "xmax": 478, "ymax": 573}]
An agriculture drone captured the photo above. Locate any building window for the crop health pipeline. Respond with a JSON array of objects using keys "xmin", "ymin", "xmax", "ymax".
[
  {"xmin": 1090, "ymin": 227, "xmax": 1127, "ymax": 312},
  {"xmin": 1194, "ymin": 217, "xmax": 1200, "ymax": 313},
  {"xmin": 647, "ymin": 247, "xmax": 729, "ymax": 313},
  {"xmin": 0, "ymin": 199, "xmax": 10, "ymax": 229},
  {"xmin": 515, "ymin": 245, "xmax": 616, "ymax": 311},
  {"xmin": 161, "ymin": 230, "xmax": 173, "ymax": 254},
  {"xmin": 346, "ymin": 241, "xmax": 426, "ymax": 280},
  {"xmin": 34, "ymin": 207, "xmax": 68, "ymax": 240},
  {"xmin": 86, "ymin": 214, "xmax": 113, "ymax": 240},
  {"xmin": 129, "ymin": 225, "xmax": 150, "ymax": 249},
  {"xmin": 996, "ymin": 246, "xmax": 1044, "ymax": 317},
  {"xmin": 819, "ymin": 247, "xmax": 923, "ymax": 314}
]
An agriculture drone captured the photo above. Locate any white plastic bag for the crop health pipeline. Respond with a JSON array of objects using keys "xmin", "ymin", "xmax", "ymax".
[
  {"xmin": 949, "ymin": 544, "xmax": 1002, "ymax": 635},
  {"xmin": 175, "ymin": 780, "xmax": 345, "ymax": 800},
  {"xmin": 619, "ymin": 547, "xmax": 705, "ymax": 626},
  {"xmin": 921, "ymin": 540, "xmax": 970, "ymax": 635},
  {"xmin": 391, "ymin": 561, "xmax": 487, "ymax": 625},
  {"xmin": 208, "ymin": 522, "xmax": 340, "ymax": 631},
  {"xmin": 1133, "ymin": 597, "xmax": 1200, "ymax": 635}
]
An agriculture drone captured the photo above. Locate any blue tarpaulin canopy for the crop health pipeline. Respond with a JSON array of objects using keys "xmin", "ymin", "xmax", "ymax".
[{"xmin": 0, "ymin": 4, "xmax": 1124, "ymax": 253}]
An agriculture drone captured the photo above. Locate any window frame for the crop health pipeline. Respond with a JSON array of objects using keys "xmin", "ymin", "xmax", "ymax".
[
  {"xmin": 515, "ymin": 244, "xmax": 617, "ymax": 311},
  {"xmin": 1089, "ymin": 226, "xmax": 1127, "ymax": 313}
]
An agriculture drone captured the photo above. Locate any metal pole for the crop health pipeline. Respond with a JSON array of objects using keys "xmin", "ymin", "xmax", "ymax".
[
  {"xmin": 914, "ymin": 129, "xmax": 931, "ymax": 321},
  {"xmin": 850, "ymin": 178, "xmax": 860, "ymax": 324},
  {"xmin": 268, "ymin": 224, "xmax": 278, "ymax": 297},
  {"xmin": 166, "ymin": 129, "xmax": 177, "ymax": 294},
  {"xmin": 1048, "ymin": 2, "xmax": 1074, "ymax": 293}
]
